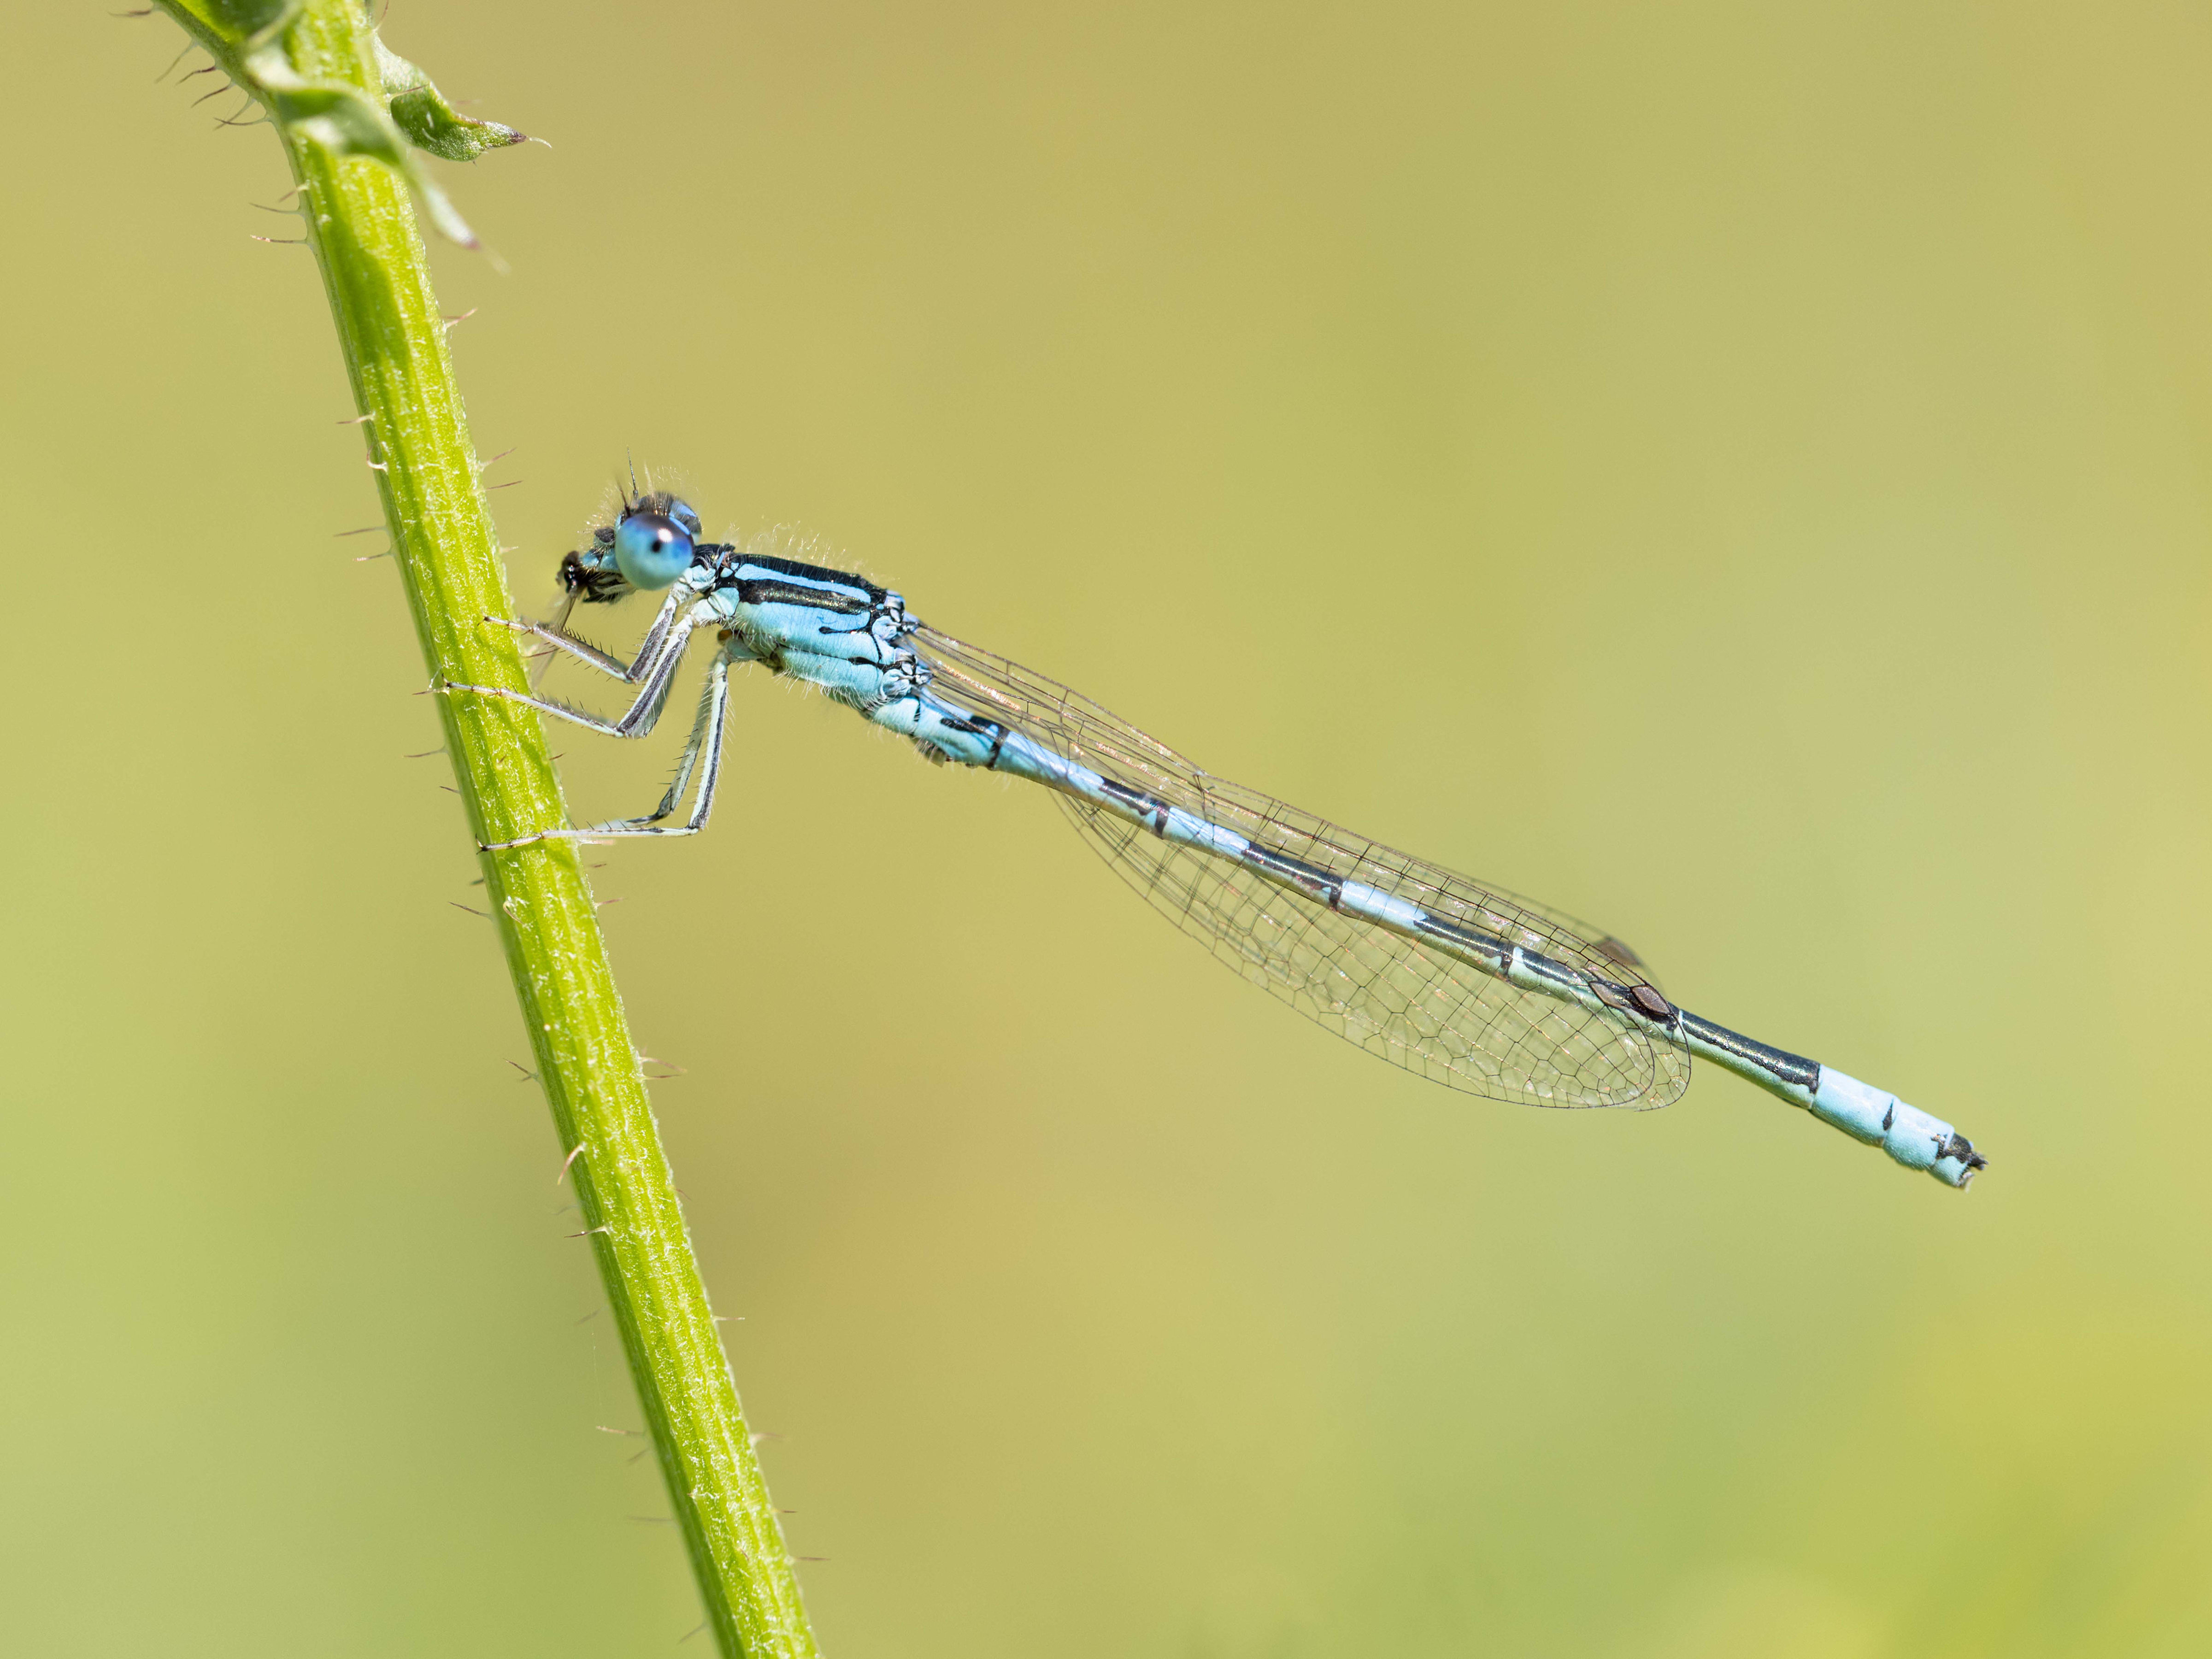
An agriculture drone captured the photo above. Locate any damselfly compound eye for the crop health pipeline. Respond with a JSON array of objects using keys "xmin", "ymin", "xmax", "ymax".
[{"xmin": 613, "ymin": 512, "xmax": 695, "ymax": 589}]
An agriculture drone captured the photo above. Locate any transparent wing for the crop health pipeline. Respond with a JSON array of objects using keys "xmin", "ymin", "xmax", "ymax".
[{"xmin": 915, "ymin": 626, "xmax": 1690, "ymax": 1110}]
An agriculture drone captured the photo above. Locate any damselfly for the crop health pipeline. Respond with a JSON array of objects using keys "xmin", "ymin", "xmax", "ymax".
[{"xmin": 449, "ymin": 491, "xmax": 1987, "ymax": 1188}]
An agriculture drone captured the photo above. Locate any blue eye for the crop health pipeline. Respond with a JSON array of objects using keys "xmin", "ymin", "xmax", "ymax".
[{"xmin": 612, "ymin": 512, "xmax": 695, "ymax": 589}]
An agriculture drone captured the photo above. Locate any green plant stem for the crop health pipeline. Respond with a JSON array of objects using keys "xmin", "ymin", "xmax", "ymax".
[{"xmin": 148, "ymin": 4, "xmax": 817, "ymax": 1653}]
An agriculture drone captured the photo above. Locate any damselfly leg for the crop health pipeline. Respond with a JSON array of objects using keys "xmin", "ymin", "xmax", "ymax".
[
  {"xmin": 448, "ymin": 606, "xmax": 711, "ymax": 742},
  {"xmin": 496, "ymin": 582, "xmax": 694, "ymax": 685}
]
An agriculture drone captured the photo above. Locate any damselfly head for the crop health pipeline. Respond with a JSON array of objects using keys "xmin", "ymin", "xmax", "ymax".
[{"xmin": 559, "ymin": 491, "xmax": 707, "ymax": 604}]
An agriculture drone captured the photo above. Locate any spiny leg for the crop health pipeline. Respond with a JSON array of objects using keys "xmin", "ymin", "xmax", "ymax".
[
  {"xmin": 642, "ymin": 655, "xmax": 730, "ymax": 825},
  {"xmin": 490, "ymin": 583, "xmax": 695, "ymax": 683},
  {"xmin": 496, "ymin": 614, "xmax": 642, "ymax": 681},
  {"xmin": 614, "ymin": 655, "xmax": 733, "ymax": 838},
  {"xmin": 447, "ymin": 611, "xmax": 706, "ymax": 740}
]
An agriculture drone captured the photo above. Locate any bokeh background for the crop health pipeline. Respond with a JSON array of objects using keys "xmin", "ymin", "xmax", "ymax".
[{"xmin": 7, "ymin": 2, "xmax": 2208, "ymax": 1653}]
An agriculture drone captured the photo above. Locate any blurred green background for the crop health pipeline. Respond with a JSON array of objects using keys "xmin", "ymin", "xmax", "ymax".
[{"xmin": 6, "ymin": 2, "xmax": 2208, "ymax": 1653}]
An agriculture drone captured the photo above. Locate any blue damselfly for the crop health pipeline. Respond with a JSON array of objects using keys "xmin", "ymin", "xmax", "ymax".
[{"xmin": 448, "ymin": 491, "xmax": 1987, "ymax": 1188}]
